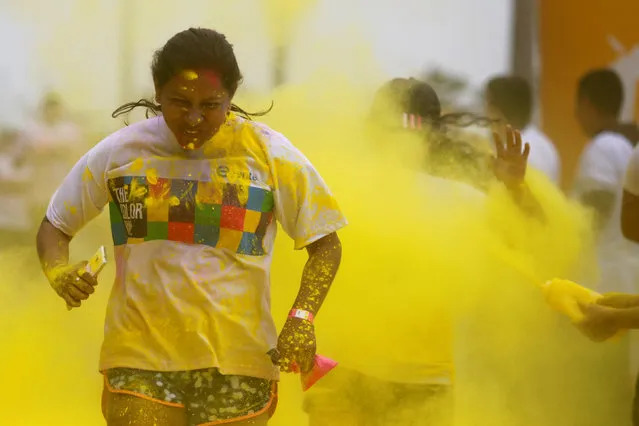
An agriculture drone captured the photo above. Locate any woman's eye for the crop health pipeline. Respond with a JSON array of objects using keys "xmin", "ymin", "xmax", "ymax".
[{"xmin": 171, "ymin": 99, "xmax": 190, "ymax": 107}]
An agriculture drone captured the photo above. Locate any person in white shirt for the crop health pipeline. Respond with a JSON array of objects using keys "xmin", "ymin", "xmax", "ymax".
[
  {"xmin": 484, "ymin": 76, "xmax": 561, "ymax": 185},
  {"xmin": 574, "ymin": 140, "xmax": 639, "ymax": 426},
  {"xmin": 0, "ymin": 129, "xmax": 33, "ymax": 248},
  {"xmin": 572, "ymin": 68, "xmax": 638, "ymax": 295},
  {"xmin": 19, "ymin": 93, "xmax": 83, "ymax": 209},
  {"xmin": 571, "ymin": 68, "xmax": 639, "ymax": 426}
]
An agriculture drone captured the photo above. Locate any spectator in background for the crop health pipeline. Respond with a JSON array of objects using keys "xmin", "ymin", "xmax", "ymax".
[
  {"xmin": 485, "ymin": 76, "xmax": 561, "ymax": 185},
  {"xmin": 0, "ymin": 129, "xmax": 33, "ymax": 248},
  {"xmin": 573, "ymin": 69, "xmax": 639, "ymax": 420},
  {"xmin": 19, "ymin": 92, "xmax": 82, "ymax": 210},
  {"xmin": 577, "ymin": 139, "xmax": 639, "ymax": 425},
  {"xmin": 572, "ymin": 68, "xmax": 639, "ymax": 295},
  {"xmin": 517, "ymin": 71, "xmax": 639, "ymax": 426}
]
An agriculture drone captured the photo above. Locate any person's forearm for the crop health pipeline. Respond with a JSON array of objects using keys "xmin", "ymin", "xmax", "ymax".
[
  {"xmin": 290, "ymin": 233, "xmax": 342, "ymax": 315},
  {"xmin": 619, "ymin": 295, "xmax": 639, "ymax": 308},
  {"xmin": 507, "ymin": 182, "xmax": 546, "ymax": 221},
  {"xmin": 612, "ymin": 307, "xmax": 639, "ymax": 329},
  {"xmin": 36, "ymin": 217, "xmax": 72, "ymax": 280}
]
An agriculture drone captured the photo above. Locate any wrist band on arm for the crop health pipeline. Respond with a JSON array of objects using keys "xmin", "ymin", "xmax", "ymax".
[{"xmin": 289, "ymin": 309, "xmax": 314, "ymax": 323}]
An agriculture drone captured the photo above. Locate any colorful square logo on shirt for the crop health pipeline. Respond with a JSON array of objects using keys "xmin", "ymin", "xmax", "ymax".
[{"xmin": 107, "ymin": 176, "xmax": 273, "ymax": 256}]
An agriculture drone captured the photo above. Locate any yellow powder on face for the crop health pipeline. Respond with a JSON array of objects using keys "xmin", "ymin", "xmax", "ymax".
[{"xmin": 182, "ymin": 70, "xmax": 199, "ymax": 81}]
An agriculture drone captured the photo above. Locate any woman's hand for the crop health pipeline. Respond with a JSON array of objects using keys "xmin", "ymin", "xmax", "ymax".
[
  {"xmin": 276, "ymin": 317, "xmax": 316, "ymax": 373},
  {"xmin": 47, "ymin": 261, "xmax": 98, "ymax": 309}
]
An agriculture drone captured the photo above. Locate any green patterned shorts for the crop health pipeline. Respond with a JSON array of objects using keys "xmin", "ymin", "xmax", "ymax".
[{"xmin": 104, "ymin": 367, "xmax": 276, "ymax": 425}]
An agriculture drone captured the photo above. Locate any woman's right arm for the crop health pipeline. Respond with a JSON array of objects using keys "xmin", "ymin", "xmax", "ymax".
[
  {"xmin": 37, "ymin": 147, "xmax": 109, "ymax": 307},
  {"xmin": 36, "ymin": 217, "xmax": 72, "ymax": 280},
  {"xmin": 36, "ymin": 218, "xmax": 99, "ymax": 308}
]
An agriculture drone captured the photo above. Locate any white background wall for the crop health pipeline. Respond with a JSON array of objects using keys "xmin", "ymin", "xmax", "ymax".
[{"xmin": 0, "ymin": 0, "xmax": 513, "ymax": 129}]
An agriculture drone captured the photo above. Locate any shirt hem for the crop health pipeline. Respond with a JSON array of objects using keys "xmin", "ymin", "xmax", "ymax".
[
  {"xmin": 98, "ymin": 358, "xmax": 280, "ymax": 381},
  {"xmin": 293, "ymin": 220, "xmax": 348, "ymax": 250}
]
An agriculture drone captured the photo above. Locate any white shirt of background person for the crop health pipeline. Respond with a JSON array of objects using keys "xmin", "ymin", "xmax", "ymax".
[
  {"xmin": 622, "ymin": 142, "xmax": 639, "ymax": 378},
  {"xmin": 0, "ymin": 133, "xmax": 33, "ymax": 233},
  {"xmin": 521, "ymin": 125, "xmax": 561, "ymax": 185},
  {"xmin": 573, "ymin": 131, "xmax": 637, "ymax": 294}
]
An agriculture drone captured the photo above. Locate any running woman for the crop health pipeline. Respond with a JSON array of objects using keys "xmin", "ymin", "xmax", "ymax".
[{"xmin": 36, "ymin": 28, "xmax": 346, "ymax": 426}]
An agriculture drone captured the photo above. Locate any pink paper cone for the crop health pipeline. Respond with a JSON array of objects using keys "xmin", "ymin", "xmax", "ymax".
[
  {"xmin": 300, "ymin": 355, "xmax": 338, "ymax": 391},
  {"xmin": 291, "ymin": 355, "xmax": 338, "ymax": 391}
]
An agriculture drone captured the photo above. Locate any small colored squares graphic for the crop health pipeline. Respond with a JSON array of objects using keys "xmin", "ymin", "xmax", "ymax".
[
  {"xmin": 222, "ymin": 183, "xmax": 242, "ymax": 207},
  {"xmin": 218, "ymin": 228, "xmax": 243, "ymax": 251},
  {"xmin": 195, "ymin": 224, "xmax": 220, "ymax": 246},
  {"xmin": 246, "ymin": 186, "xmax": 274, "ymax": 212},
  {"xmin": 147, "ymin": 199, "xmax": 169, "ymax": 222},
  {"xmin": 169, "ymin": 179, "xmax": 197, "ymax": 223},
  {"xmin": 238, "ymin": 232, "xmax": 264, "ymax": 256},
  {"xmin": 262, "ymin": 191, "xmax": 274, "ymax": 212},
  {"xmin": 128, "ymin": 176, "xmax": 147, "ymax": 202},
  {"xmin": 109, "ymin": 201, "xmax": 123, "ymax": 223},
  {"xmin": 170, "ymin": 179, "xmax": 196, "ymax": 198},
  {"xmin": 243, "ymin": 210, "xmax": 261, "ymax": 232},
  {"xmin": 108, "ymin": 175, "xmax": 273, "ymax": 256},
  {"xmin": 196, "ymin": 181, "xmax": 223, "ymax": 204},
  {"xmin": 110, "ymin": 216, "xmax": 127, "ymax": 245},
  {"xmin": 255, "ymin": 212, "xmax": 273, "ymax": 237},
  {"xmin": 195, "ymin": 203, "xmax": 221, "ymax": 226},
  {"xmin": 220, "ymin": 205, "xmax": 246, "ymax": 231},
  {"xmin": 146, "ymin": 222, "xmax": 168, "ymax": 241},
  {"xmin": 168, "ymin": 222, "xmax": 195, "ymax": 244},
  {"xmin": 246, "ymin": 186, "xmax": 265, "ymax": 211},
  {"xmin": 149, "ymin": 178, "xmax": 170, "ymax": 199}
]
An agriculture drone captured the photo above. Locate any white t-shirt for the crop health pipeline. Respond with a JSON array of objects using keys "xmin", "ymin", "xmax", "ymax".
[
  {"xmin": 621, "ymin": 142, "xmax": 639, "ymax": 294},
  {"xmin": 573, "ymin": 131, "xmax": 637, "ymax": 293},
  {"xmin": 46, "ymin": 114, "xmax": 347, "ymax": 379},
  {"xmin": 624, "ymin": 143, "xmax": 639, "ymax": 197},
  {"xmin": 521, "ymin": 125, "xmax": 561, "ymax": 184},
  {"xmin": 623, "ymin": 145, "xmax": 639, "ymax": 376}
]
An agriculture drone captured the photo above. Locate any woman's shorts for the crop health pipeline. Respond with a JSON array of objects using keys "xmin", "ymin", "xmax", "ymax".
[{"xmin": 103, "ymin": 367, "xmax": 277, "ymax": 426}]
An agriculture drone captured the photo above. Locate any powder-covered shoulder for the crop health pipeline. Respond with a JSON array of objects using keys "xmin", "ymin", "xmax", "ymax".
[
  {"xmin": 85, "ymin": 116, "xmax": 168, "ymax": 172},
  {"xmin": 248, "ymin": 121, "xmax": 311, "ymax": 166}
]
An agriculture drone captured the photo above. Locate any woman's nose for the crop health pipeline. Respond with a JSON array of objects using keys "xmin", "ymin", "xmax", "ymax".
[{"xmin": 186, "ymin": 108, "xmax": 203, "ymax": 126}]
